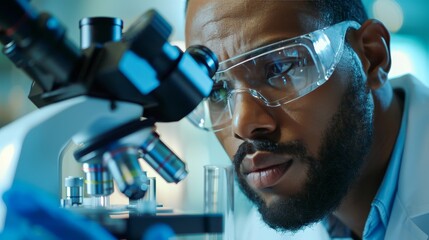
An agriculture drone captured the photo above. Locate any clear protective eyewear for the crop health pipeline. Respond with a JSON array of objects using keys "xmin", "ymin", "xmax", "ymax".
[{"xmin": 187, "ymin": 21, "xmax": 361, "ymax": 132}]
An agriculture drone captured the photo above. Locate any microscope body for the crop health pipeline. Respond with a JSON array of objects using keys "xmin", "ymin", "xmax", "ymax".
[{"xmin": 0, "ymin": 1, "xmax": 221, "ymax": 237}]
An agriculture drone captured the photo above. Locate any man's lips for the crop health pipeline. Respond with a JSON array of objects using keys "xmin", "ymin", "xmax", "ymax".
[{"xmin": 242, "ymin": 152, "xmax": 294, "ymax": 189}]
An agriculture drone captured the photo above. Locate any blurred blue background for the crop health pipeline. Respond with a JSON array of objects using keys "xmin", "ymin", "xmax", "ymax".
[{"xmin": 362, "ymin": 0, "xmax": 429, "ymax": 83}]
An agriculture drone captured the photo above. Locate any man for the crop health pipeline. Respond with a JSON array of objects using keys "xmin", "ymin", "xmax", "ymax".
[{"xmin": 185, "ymin": 0, "xmax": 429, "ymax": 239}]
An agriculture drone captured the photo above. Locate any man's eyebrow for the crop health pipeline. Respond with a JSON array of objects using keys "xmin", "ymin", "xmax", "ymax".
[
  {"xmin": 237, "ymin": 38, "xmax": 291, "ymax": 60},
  {"xmin": 244, "ymin": 32, "xmax": 304, "ymax": 57},
  {"xmin": 250, "ymin": 38, "xmax": 285, "ymax": 54}
]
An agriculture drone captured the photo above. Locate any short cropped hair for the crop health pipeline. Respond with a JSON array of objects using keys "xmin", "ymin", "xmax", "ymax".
[
  {"xmin": 313, "ymin": 0, "xmax": 368, "ymax": 25},
  {"xmin": 185, "ymin": 0, "xmax": 368, "ymax": 25}
]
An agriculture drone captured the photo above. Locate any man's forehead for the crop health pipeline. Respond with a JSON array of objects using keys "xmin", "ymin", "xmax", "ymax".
[
  {"xmin": 186, "ymin": 0, "xmax": 320, "ymax": 39},
  {"xmin": 186, "ymin": 0, "xmax": 321, "ymax": 60}
]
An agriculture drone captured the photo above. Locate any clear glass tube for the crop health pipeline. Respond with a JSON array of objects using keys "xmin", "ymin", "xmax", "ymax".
[
  {"xmin": 90, "ymin": 195, "xmax": 110, "ymax": 208},
  {"xmin": 204, "ymin": 165, "xmax": 235, "ymax": 240},
  {"xmin": 129, "ymin": 177, "xmax": 157, "ymax": 214}
]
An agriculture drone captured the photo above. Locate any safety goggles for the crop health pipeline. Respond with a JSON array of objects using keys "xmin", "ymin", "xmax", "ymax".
[{"xmin": 187, "ymin": 21, "xmax": 361, "ymax": 132}]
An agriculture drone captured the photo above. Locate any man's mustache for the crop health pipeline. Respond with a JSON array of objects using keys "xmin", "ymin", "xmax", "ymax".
[{"xmin": 233, "ymin": 140, "xmax": 308, "ymax": 166}]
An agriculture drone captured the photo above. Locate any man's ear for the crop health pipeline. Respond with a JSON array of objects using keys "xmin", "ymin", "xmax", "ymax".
[{"xmin": 354, "ymin": 19, "xmax": 391, "ymax": 90}]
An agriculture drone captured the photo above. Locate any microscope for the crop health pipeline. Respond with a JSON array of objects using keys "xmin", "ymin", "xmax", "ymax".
[{"xmin": 0, "ymin": 0, "xmax": 221, "ymax": 238}]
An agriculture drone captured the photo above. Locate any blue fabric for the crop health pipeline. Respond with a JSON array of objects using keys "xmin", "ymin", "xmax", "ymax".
[{"xmin": 362, "ymin": 98, "xmax": 408, "ymax": 240}]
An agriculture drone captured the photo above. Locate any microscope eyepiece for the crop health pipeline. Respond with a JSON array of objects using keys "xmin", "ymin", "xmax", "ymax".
[
  {"xmin": 186, "ymin": 45, "xmax": 219, "ymax": 78},
  {"xmin": 79, "ymin": 17, "xmax": 123, "ymax": 50}
]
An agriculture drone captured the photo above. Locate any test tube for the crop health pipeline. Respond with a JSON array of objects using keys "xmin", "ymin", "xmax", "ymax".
[
  {"xmin": 204, "ymin": 165, "xmax": 235, "ymax": 240},
  {"xmin": 130, "ymin": 176, "xmax": 157, "ymax": 214}
]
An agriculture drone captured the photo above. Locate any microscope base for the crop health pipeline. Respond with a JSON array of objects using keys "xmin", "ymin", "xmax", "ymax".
[{"xmin": 67, "ymin": 206, "xmax": 223, "ymax": 239}]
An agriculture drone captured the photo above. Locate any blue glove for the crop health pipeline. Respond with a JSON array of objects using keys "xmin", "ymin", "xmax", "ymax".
[
  {"xmin": 1, "ymin": 183, "xmax": 176, "ymax": 240},
  {"xmin": 142, "ymin": 223, "xmax": 175, "ymax": 240},
  {"xmin": 1, "ymin": 183, "xmax": 115, "ymax": 240}
]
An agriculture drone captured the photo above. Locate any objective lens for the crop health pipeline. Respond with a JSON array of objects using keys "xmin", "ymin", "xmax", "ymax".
[
  {"xmin": 103, "ymin": 146, "xmax": 149, "ymax": 200},
  {"xmin": 64, "ymin": 176, "xmax": 84, "ymax": 206},
  {"xmin": 139, "ymin": 132, "xmax": 188, "ymax": 183},
  {"xmin": 82, "ymin": 162, "xmax": 114, "ymax": 197}
]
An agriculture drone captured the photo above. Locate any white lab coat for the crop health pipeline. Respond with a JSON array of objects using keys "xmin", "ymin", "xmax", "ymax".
[{"xmin": 385, "ymin": 74, "xmax": 429, "ymax": 239}]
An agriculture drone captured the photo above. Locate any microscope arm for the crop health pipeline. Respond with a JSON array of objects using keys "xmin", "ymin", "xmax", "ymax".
[{"xmin": 0, "ymin": 96, "xmax": 142, "ymax": 230}]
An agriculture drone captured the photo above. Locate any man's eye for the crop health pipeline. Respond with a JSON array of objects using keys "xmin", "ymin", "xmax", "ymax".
[
  {"xmin": 264, "ymin": 58, "xmax": 308, "ymax": 89},
  {"xmin": 266, "ymin": 61, "xmax": 294, "ymax": 79},
  {"xmin": 209, "ymin": 83, "xmax": 229, "ymax": 104},
  {"xmin": 265, "ymin": 61, "xmax": 295, "ymax": 89}
]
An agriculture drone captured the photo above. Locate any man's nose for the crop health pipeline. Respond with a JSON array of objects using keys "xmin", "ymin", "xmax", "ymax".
[{"xmin": 231, "ymin": 93, "xmax": 277, "ymax": 140}]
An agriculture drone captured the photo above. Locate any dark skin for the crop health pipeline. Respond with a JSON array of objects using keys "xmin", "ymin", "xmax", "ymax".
[{"xmin": 186, "ymin": 0, "xmax": 403, "ymax": 237}]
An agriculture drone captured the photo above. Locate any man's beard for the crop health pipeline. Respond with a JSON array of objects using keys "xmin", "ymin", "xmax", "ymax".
[{"xmin": 232, "ymin": 58, "xmax": 374, "ymax": 232}]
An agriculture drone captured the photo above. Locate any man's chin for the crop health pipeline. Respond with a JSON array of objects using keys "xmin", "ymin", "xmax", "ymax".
[
  {"xmin": 257, "ymin": 192, "xmax": 286, "ymax": 208},
  {"xmin": 256, "ymin": 198, "xmax": 314, "ymax": 232},
  {"xmin": 247, "ymin": 187, "xmax": 330, "ymax": 232},
  {"xmin": 237, "ymin": 178, "xmax": 319, "ymax": 231}
]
